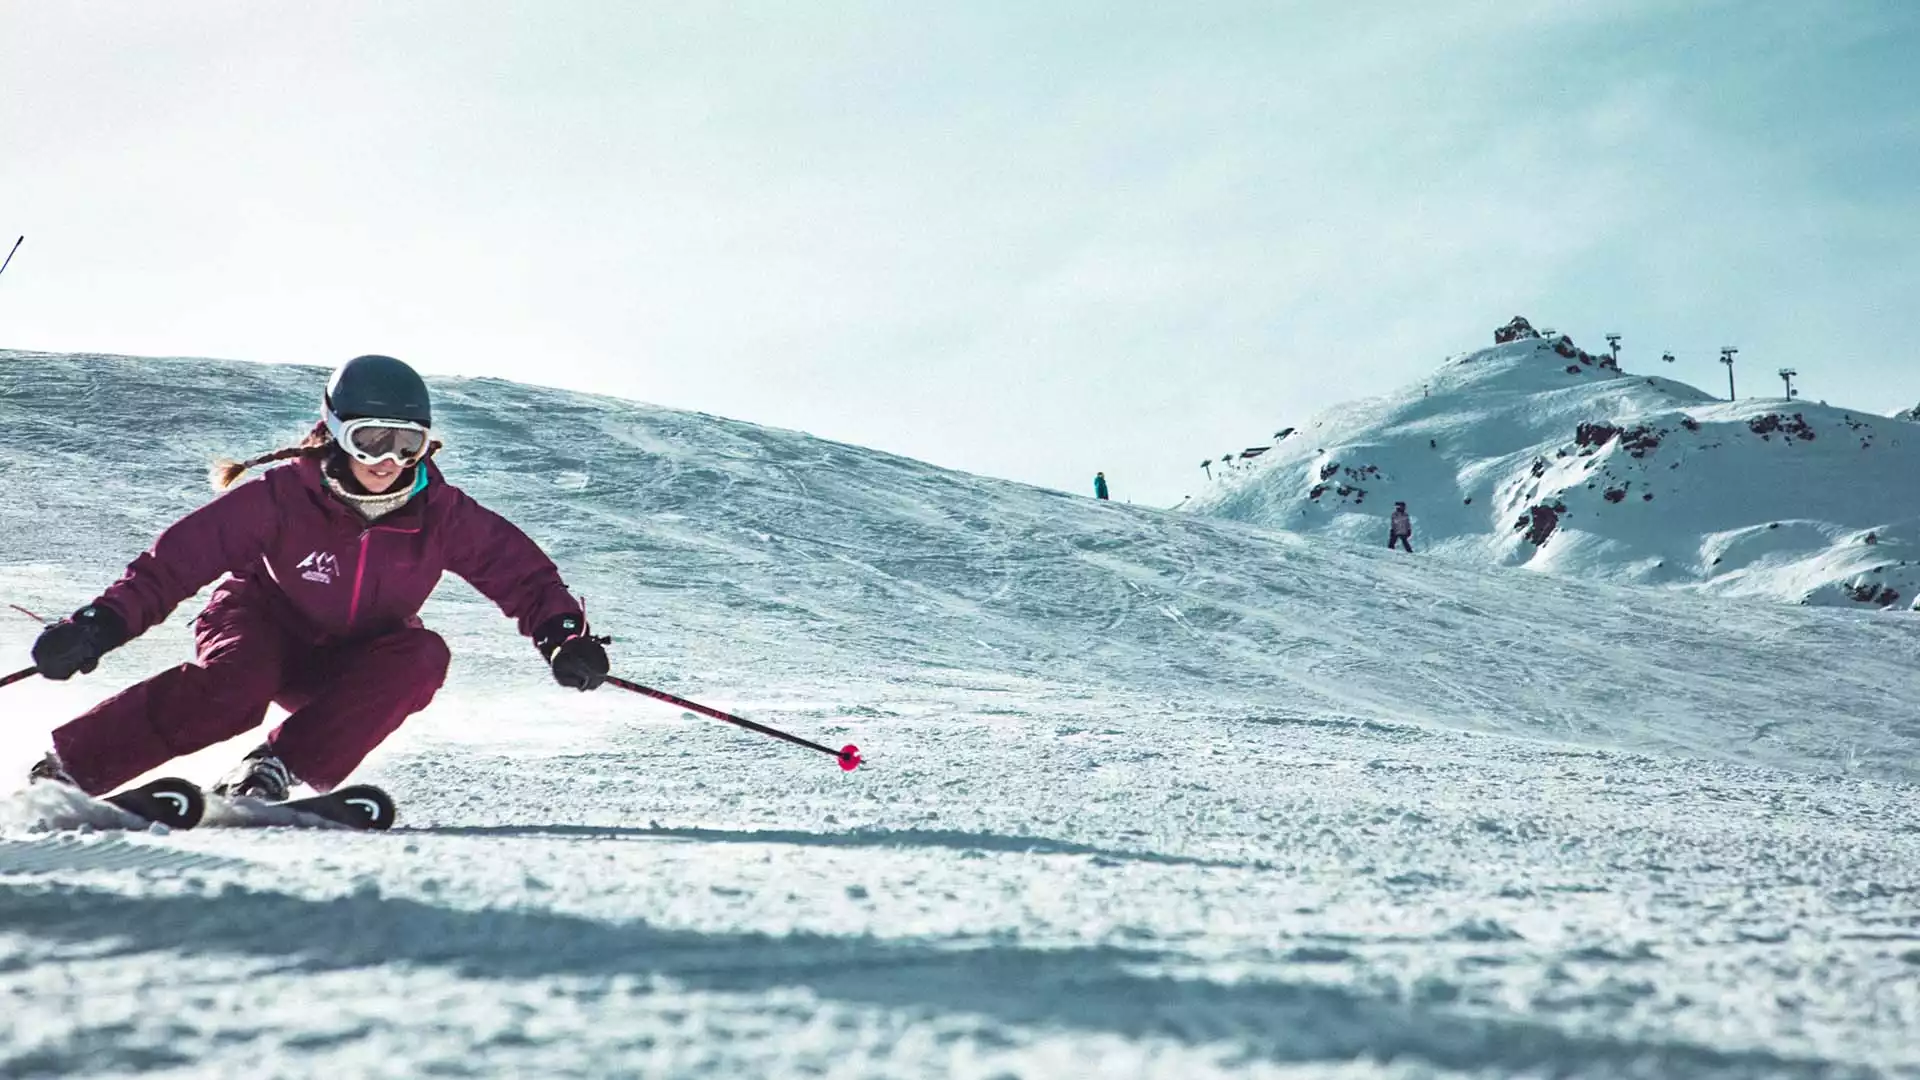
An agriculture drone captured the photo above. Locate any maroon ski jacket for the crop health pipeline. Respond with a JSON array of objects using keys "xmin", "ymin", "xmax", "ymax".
[{"xmin": 92, "ymin": 456, "xmax": 581, "ymax": 645}]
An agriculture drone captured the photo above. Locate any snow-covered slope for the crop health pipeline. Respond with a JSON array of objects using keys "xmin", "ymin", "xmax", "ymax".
[
  {"xmin": 1187, "ymin": 326, "xmax": 1920, "ymax": 610},
  {"xmin": 2, "ymin": 349, "xmax": 1918, "ymax": 1078}
]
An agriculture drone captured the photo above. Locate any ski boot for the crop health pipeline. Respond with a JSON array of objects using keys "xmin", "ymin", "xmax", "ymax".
[
  {"xmin": 28, "ymin": 750, "xmax": 78, "ymax": 788},
  {"xmin": 29, "ymin": 749, "xmax": 204, "ymax": 828},
  {"xmin": 211, "ymin": 744, "xmax": 295, "ymax": 802}
]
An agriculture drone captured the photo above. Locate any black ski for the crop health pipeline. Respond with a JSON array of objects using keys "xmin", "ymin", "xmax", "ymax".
[
  {"xmin": 200, "ymin": 783, "xmax": 396, "ymax": 830},
  {"xmin": 105, "ymin": 777, "xmax": 206, "ymax": 829},
  {"xmin": 278, "ymin": 785, "xmax": 397, "ymax": 831}
]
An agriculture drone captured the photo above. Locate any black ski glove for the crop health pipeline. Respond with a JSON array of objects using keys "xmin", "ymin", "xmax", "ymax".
[
  {"xmin": 534, "ymin": 613, "xmax": 610, "ymax": 692},
  {"xmin": 31, "ymin": 605, "xmax": 130, "ymax": 681}
]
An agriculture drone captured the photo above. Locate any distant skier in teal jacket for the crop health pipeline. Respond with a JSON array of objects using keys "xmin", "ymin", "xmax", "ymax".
[{"xmin": 1093, "ymin": 472, "xmax": 1110, "ymax": 501}]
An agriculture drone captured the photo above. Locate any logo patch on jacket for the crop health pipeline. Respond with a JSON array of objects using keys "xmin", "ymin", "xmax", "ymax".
[{"xmin": 298, "ymin": 550, "xmax": 342, "ymax": 585}]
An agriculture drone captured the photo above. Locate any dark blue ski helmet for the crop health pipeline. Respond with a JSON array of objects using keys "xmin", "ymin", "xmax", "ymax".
[{"xmin": 325, "ymin": 355, "xmax": 431, "ymax": 426}]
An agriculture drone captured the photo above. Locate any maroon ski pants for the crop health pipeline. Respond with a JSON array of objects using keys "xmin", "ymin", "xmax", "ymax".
[{"xmin": 53, "ymin": 597, "xmax": 449, "ymax": 795}]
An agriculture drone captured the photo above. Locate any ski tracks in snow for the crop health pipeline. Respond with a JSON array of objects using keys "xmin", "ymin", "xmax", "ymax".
[{"xmin": 7, "ymin": 352, "xmax": 1920, "ymax": 1075}]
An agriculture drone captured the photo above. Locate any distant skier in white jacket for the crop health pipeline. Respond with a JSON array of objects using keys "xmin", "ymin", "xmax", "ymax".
[{"xmin": 1389, "ymin": 502, "xmax": 1414, "ymax": 552}]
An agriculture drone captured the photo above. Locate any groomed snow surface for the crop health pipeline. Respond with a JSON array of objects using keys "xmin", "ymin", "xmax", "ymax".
[{"xmin": 2, "ymin": 350, "xmax": 1918, "ymax": 1078}]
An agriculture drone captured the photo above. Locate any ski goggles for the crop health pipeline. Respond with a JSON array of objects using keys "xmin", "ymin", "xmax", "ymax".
[{"xmin": 325, "ymin": 414, "xmax": 432, "ymax": 466}]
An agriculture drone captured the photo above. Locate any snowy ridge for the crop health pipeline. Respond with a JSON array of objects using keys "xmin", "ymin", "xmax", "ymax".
[
  {"xmin": 1187, "ymin": 328, "xmax": 1920, "ymax": 610},
  {"xmin": 2, "ymin": 348, "xmax": 1918, "ymax": 1077}
]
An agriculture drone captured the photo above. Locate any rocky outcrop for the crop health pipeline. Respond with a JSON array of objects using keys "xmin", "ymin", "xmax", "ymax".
[
  {"xmin": 1747, "ymin": 414, "xmax": 1816, "ymax": 443},
  {"xmin": 1494, "ymin": 316, "xmax": 1540, "ymax": 344},
  {"xmin": 1572, "ymin": 423, "xmax": 1662, "ymax": 458},
  {"xmin": 1845, "ymin": 582, "xmax": 1901, "ymax": 607},
  {"xmin": 1515, "ymin": 502, "xmax": 1564, "ymax": 546}
]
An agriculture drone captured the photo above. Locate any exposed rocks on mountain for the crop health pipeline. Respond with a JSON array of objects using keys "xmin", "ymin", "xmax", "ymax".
[
  {"xmin": 1516, "ymin": 502, "xmax": 1564, "ymax": 546},
  {"xmin": 1318, "ymin": 462, "xmax": 1380, "ymax": 484},
  {"xmin": 1620, "ymin": 426, "xmax": 1662, "ymax": 457},
  {"xmin": 1575, "ymin": 422, "xmax": 1664, "ymax": 458},
  {"xmin": 1308, "ymin": 482, "xmax": 1367, "ymax": 504},
  {"xmin": 1747, "ymin": 414, "xmax": 1816, "ymax": 442},
  {"xmin": 1494, "ymin": 315, "xmax": 1540, "ymax": 344},
  {"xmin": 1845, "ymin": 582, "xmax": 1901, "ymax": 607},
  {"xmin": 1575, "ymin": 423, "xmax": 1619, "ymax": 451}
]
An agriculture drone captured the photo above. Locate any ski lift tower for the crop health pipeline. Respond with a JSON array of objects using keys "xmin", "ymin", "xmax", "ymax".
[
  {"xmin": 1778, "ymin": 368, "xmax": 1798, "ymax": 400},
  {"xmin": 1719, "ymin": 347, "xmax": 1739, "ymax": 401},
  {"xmin": 1605, "ymin": 333, "xmax": 1621, "ymax": 366}
]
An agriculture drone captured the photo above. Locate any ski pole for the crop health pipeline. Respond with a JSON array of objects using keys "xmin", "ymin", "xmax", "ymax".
[
  {"xmin": 2, "ymin": 608, "xmax": 49, "ymax": 687},
  {"xmin": 605, "ymin": 675, "xmax": 862, "ymax": 771},
  {"xmin": 0, "ymin": 236, "xmax": 20, "ymax": 280}
]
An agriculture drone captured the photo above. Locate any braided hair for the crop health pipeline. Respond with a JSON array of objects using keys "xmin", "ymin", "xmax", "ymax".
[{"xmin": 209, "ymin": 421, "xmax": 333, "ymax": 490}]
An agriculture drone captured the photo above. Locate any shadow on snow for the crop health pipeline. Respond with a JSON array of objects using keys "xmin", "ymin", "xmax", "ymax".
[
  {"xmin": 0, "ymin": 880, "xmax": 1839, "ymax": 1078},
  {"xmin": 406, "ymin": 823, "xmax": 1255, "ymax": 870}
]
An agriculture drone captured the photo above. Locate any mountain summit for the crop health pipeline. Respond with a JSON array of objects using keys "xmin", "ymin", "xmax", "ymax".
[{"xmin": 1186, "ymin": 318, "xmax": 1918, "ymax": 609}]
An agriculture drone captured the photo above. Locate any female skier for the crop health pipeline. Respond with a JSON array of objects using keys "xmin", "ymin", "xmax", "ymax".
[{"xmin": 23, "ymin": 354, "xmax": 611, "ymax": 801}]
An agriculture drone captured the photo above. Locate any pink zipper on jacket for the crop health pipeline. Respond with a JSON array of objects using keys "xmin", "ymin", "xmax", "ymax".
[{"xmin": 345, "ymin": 524, "xmax": 423, "ymax": 629}]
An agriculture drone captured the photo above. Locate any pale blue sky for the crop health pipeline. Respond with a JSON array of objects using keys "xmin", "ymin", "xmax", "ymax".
[{"xmin": 2, "ymin": 2, "xmax": 1915, "ymax": 505}]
